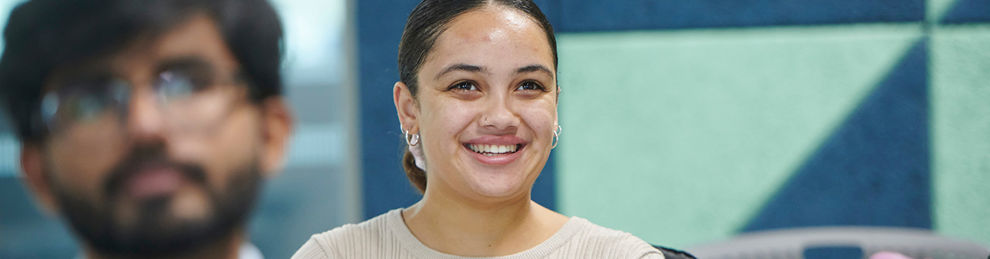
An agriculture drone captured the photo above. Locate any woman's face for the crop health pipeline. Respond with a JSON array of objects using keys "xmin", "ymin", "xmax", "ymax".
[{"xmin": 398, "ymin": 6, "xmax": 557, "ymax": 201}]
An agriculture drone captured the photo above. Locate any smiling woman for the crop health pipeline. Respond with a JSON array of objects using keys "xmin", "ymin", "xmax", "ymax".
[{"xmin": 292, "ymin": 0, "xmax": 668, "ymax": 258}]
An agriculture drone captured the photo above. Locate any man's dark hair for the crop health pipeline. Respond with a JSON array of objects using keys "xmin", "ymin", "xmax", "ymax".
[{"xmin": 0, "ymin": 0, "xmax": 284, "ymax": 143}]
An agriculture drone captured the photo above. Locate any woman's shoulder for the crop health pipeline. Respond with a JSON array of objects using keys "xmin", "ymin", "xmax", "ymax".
[
  {"xmin": 567, "ymin": 217, "xmax": 651, "ymax": 245},
  {"xmin": 314, "ymin": 210, "xmax": 394, "ymax": 241},
  {"xmin": 554, "ymin": 217, "xmax": 666, "ymax": 258},
  {"xmin": 291, "ymin": 209, "xmax": 400, "ymax": 259}
]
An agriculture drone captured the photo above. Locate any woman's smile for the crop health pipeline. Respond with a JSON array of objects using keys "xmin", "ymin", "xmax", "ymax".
[{"xmin": 462, "ymin": 135, "xmax": 528, "ymax": 165}]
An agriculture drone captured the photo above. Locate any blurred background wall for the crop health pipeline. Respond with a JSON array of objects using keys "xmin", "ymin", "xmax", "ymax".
[
  {"xmin": 1, "ymin": 0, "xmax": 988, "ymax": 258},
  {"xmin": 547, "ymin": 0, "xmax": 990, "ymax": 249}
]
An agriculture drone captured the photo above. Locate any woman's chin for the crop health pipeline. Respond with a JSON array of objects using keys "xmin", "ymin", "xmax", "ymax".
[
  {"xmin": 461, "ymin": 168, "xmax": 533, "ymax": 199},
  {"xmin": 448, "ymin": 150, "xmax": 544, "ymax": 200}
]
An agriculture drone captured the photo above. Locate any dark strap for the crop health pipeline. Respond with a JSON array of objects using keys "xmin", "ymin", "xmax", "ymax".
[{"xmin": 653, "ymin": 245, "xmax": 697, "ymax": 259}]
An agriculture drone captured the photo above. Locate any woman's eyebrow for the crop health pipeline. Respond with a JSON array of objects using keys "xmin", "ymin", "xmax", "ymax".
[
  {"xmin": 515, "ymin": 64, "xmax": 553, "ymax": 79},
  {"xmin": 435, "ymin": 63, "xmax": 486, "ymax": 80}
]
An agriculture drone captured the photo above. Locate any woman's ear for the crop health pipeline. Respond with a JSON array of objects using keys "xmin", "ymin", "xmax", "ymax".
[
  {"xmin": 258, "ymin": 97, "xmax": 294, "ymax": 178},
  {"xmin": 394, "ymin": 81, "xmax": 420, "ymax": 132}
]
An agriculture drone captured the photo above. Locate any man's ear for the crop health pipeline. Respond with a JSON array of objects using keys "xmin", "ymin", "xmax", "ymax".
[
  {"xmin": 394, "ymin": 81, "xmax": 419, "ymax": 133},
  {"xmin": 20, "ymin": 143, "xmax": 57, "ymax": 214},
  {"xmin": 258, "ymin": 97, "xmax": 294, "ymax": 178}
]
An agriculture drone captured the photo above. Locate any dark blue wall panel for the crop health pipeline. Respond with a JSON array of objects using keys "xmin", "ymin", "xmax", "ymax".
[
  {"xmin": 941, "ymin": 0, "xmax": 990, "ymax": 24},
  {"xmin": 553, "ymin": 0, "xmax": 924, "ymax": 32},
  {"xmin": 357, "ymin": 0, "xmax": 422, "ymax": 219},
  {"xmin": 357, "ymin": 0, "xmax": 558, "ymax": 219},
  {"xmin": 742, "ymin": 40, "xmax": 931, "ymax": 232},
  {"xmin": 0, "ymin": 179, "xmax": 77, "ymax": 258}
]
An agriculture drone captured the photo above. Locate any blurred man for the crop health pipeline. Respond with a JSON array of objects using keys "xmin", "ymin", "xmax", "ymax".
[{"xmin": 0, "ymin": 0, "xmax": 292, "ymax": 258}]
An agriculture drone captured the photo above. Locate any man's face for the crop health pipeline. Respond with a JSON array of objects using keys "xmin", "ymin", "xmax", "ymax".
[{"xmin": 23, "ymin": 14, "xmax": 289, "ymax": 256}]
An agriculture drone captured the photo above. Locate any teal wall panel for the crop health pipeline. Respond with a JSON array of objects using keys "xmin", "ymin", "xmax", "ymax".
[
  {"xmin": 931, "ymin": 25, "xmax": 990, "ymax": 247},
  {"xmin": 742, "ymin": 40, "xmax": 932, "ymax": 232},
  {"xmin": 557, "ymin": 25, "xmax": 920, "ymax": 247}
]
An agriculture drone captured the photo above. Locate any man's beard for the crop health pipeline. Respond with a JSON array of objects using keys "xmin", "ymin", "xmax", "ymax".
[{"xmin": 46, "ymin": 144, "xmax": 262, "ymax": 257}]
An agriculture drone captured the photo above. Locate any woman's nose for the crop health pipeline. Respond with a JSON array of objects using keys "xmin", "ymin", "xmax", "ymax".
[{"xmin": 479, "ymin": 96, "xmax": 519, "ymax": 131}]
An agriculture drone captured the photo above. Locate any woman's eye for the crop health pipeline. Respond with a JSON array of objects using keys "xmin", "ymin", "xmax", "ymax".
[
  {"xmin": 449, "ymin": 81, "xmax": 479, "ymax": 91},
  {"xmin": 516, "ymin": 81, "xmax": 546, "ymax": 91}
]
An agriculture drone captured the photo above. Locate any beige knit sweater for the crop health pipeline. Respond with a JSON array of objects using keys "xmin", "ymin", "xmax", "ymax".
[{"xmin": 292, "ymin": 209, "xmax": 663, "ymax": 259}]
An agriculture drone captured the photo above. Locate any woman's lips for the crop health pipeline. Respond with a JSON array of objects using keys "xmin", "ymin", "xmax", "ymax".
[
  {"xmin": 466, "ymin": 143, "xmax": 521, "ymax": 155},
  {"xmin": 463, "ymin": 135, "xmax": 527, "ymax": 165},
  {"xmin": 464, "ymin": 143, "xmax": 524, "ymax": 165}
]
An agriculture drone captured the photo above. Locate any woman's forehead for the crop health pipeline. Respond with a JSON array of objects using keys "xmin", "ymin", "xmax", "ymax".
[{"xmin": 424, "ymin": 7, "xmax": 554, "ymax": 74}]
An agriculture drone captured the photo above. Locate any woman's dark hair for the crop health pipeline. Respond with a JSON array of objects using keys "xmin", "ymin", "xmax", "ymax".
[
  {"xmin": 0, "ymin": 0, "xmax": 284, "ymax": 143},
  {"xmin": 398, "ymin": 0, "xmax": 557, "ymax": 193}
]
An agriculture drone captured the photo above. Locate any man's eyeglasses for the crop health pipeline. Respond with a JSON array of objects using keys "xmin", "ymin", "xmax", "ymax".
[{"xmin": 39, "ymin": 66, "xmax": 249, "ymax": 135}]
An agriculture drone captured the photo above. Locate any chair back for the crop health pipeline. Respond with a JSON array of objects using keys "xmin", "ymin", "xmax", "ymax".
[{"xmin": 688, "ymin": 227, "xmax": 990, "ymax": 259}]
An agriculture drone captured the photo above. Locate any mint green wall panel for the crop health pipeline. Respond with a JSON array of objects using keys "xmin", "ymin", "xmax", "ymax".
[
  {"xmin": 556, "ymin": 25, "xmax": 920, "ymax": 247},
  {"xmin": 929, "ymin": 0, "xmax": 957, "ymax": 21},
  {"xmin": 932, "ymin": 25, "xmax": 990, "ymax": 247}
]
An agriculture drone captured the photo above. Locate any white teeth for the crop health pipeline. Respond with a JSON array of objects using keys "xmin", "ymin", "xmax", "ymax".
[{"xmin": 468, "ymin": 144, "xmax": 519, "ymax": 154}]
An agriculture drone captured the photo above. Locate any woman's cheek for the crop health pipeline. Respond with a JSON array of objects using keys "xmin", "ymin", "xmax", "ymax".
[
  {"xmin": 434, "ymin": 101, "xmax": 479, "ymax": 136},
  {"xmin": 519, "ymin": 101, "xmax": 557, "ymax": 138}
]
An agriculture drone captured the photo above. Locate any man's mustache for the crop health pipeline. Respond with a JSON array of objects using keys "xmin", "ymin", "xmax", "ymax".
[{"xmin": 103, "ymin": 144, "xmax": 207, "ymax": 199}]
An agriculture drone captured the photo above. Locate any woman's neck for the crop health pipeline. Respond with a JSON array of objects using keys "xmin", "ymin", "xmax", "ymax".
[{"xmin": 402, "ymin": 186, "xmax": 569, "ymax": 257}]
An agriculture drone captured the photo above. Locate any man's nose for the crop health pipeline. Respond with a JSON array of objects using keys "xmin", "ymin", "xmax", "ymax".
[{"xmin": 124, "ymin": 88, "xmax": 166, "ymax": 142}]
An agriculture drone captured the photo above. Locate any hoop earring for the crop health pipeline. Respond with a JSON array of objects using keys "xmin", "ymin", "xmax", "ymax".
[
  {"xmin": 405, "ymin": 130, "xmax": 420, "ymax": 146},
  {"xmin": 551, "ymin": 124, "xmax": 561, "ymax": 149}
]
